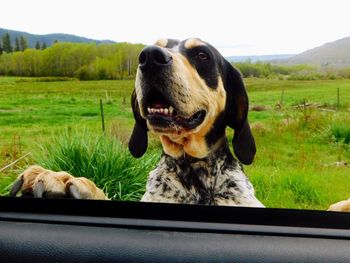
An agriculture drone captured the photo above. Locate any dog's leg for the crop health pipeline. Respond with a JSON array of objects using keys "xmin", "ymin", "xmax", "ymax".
[
  {"xmin": 328, "ymin": 199, "xmax": 350, "ymax": 212},
  {"xmin": 10, "ymin": 165, "xmax": 109, "ymax": 200}
]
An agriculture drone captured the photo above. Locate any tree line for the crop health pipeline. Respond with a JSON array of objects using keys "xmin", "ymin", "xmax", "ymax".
[
  {"xmin": 234, "ymin": 60, "xmax": 350, "ymax": 80},
  {"xmin": 3, "ymin": 36, "xmax": 350, "ymax": 81},
  {"xmin": 0, "ymin": 42, "xmax": 144, "ymax": 80},
  {"xmin": 1, "ymin": 33, "xmax": 27, "ymax": 53},
  {"xmin": 0, "ymin": 32, "xmax": 52, "ymax": 55}
]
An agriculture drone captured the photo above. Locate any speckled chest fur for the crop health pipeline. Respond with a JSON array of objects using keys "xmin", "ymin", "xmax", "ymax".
[{"xmin": 142, "ymin": 141, "xmax": 263, "ymax": 207}]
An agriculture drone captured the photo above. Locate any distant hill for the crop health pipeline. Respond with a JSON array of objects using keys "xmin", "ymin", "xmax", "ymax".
[
  {"xmin": 287, "ymin": 37, "xmax": 350, "ymax": 67},
  {"xmin": 226, "ymin": 54, "xmax": 294, "ymax": 63},
  {"xmin": 0, "ymin": 28, "xmax": 115, "ymax": 48}
]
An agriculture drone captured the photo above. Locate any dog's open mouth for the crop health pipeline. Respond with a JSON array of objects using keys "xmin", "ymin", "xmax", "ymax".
[{"xmin": 145, "ymin": 92, "xmax": 206, "ymax": 132}]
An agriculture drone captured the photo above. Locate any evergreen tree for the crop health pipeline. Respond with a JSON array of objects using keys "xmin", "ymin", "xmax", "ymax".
[
  {"xmin": 41, "ymin": 42, "xmax": 47, "ymax": 50},
  {"xmin": 20, "ymin": 36, "xmax": 28, "ymax": 51},
  {"xmin": 2, "ymin": 33, "xmax": 13, "ymax": 53},
  {"xmin": 35, "ymin": 41, "xmax": 41, "ymax": 50},
  {"xmin": 0, "ymin": 41, "xmax": 3, "ymax": 55},
  {"xmin": 15, "ymin": 37, "xmax": 20, "ymax": 52}
]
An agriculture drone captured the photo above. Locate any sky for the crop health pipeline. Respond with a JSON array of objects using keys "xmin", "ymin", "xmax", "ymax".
[{"xmin": 1, "ymin": 0, "xmax": 350, "ymax": 56}]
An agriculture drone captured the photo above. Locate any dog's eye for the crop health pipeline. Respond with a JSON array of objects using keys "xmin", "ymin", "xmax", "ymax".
[{"xmin": 197, "ymin": 52, "xmax": 209, "ymax": 60}]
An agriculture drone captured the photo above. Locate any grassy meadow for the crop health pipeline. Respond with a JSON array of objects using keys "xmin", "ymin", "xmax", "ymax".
[{"xmin": 0, "ymin": 76, "xmax": 349, "ymax": 210}]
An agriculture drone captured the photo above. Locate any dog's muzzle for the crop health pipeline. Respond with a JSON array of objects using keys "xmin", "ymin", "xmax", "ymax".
[{"xmin": 137, "ymin": 46, "xmax": 206, "ymax": 133}]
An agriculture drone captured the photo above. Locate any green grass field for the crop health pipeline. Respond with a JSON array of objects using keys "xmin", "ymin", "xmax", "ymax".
[{"xmin": 0, "ymin": 76, "xmax": 349, "ymax": 209}]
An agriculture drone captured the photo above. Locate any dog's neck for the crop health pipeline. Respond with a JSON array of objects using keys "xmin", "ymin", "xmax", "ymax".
[
  {"xmin": 163, "ymin": 137, "xmax": 237, "ymax": 169},
  {"xmin": 159, "ymin": 130, "xmax": 227, "ymax": 159}
]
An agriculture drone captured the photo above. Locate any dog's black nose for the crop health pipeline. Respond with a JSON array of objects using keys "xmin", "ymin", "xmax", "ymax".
[{"xmin": 139, "ymin": 46, "xmax": 172, "ymax": 70}]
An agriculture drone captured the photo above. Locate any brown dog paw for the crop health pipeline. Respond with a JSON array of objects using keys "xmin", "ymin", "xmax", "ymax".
[
  {"xmin": 10, "ymin": 165, "xmax": 109, "ymax": 200},
  {"xmin": 328, "ymin": 198, "xmax": 350, "ymax": 212}
]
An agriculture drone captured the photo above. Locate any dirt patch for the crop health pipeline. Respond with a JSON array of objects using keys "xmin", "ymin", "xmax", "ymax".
[
  {"xmin": 250, "ymin": 105, "xmax": 271, "ymax": 111},
  {"xmin": 250, "ymin": 122, "xmax": 268, "ymax": 133}
]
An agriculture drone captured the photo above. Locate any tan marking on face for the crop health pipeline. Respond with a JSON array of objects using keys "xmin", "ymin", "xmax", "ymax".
[
  {"xmin": 154, "ymin": 39, "xmax": 168, "ymax": 48},
  {"xmin": 184, "ymin": 38, "xmax": 205, "ymax": 49},
  {"xmin": 181, "ymin": 77, "xmax": 226, "ymax": 158},
  {"xmin": 169, "ymin": 53, "xmax": 226, "ymax": 117},
  {"xmin": 157, "ymin": 52, "xmax": 227, "ymax": 158},
  {"xmin": 160, "ymin": 135, "xmax": 184, "ymax": 158}
]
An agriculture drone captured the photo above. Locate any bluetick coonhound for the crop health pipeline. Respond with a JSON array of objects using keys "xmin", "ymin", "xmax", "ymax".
[{"xmin": 10, "ymin": 38, "xmax": 264, "ymax": 207}]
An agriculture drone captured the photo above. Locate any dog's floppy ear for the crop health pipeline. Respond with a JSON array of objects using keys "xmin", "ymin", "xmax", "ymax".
[
  {"xmin": 223, "ymin": 61, "xmax": 256, "ymax": 165},
  {"xmin": 128, "ymin": 90, "xmax": 148, "ymax": 158}
]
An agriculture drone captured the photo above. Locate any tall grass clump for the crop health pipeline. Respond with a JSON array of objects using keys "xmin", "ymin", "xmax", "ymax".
[
  {"xmin": 250, "ymin": 169, "xmax": 328, "ymax": 210},
  {"xmin": 35, "ymin": 130, "xmax": 160, "ymax": 200},
  {"xmin": 330, "ymin": 123, "xmax": 350, "ymax": 144}
]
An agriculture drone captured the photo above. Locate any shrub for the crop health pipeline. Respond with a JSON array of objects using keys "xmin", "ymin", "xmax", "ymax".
[
  {"xmin": 233, "ymin": 61, "xmax": 350, "ymax": 80},
  {"xmin": 330, "ymin": 123, "xmax": 350, "ymax": 144},
  {"xmin": 35, "ymin": 130, "xmax": 160, "ymax": 200},
  {"xmin": 75, "ymin": 65, "xmax": 95, "ymax": 80}
]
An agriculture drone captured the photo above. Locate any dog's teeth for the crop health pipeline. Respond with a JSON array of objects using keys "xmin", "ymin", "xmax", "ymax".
[
  {"xmin": 149, "ymin": 107, "xmax": 172, "ymax": 115},
  {"xmin": 169, "ymin": 106, "xmax": 174, "ymax": 115}
]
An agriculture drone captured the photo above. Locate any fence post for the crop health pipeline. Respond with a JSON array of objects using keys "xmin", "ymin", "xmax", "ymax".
[
  {"xmin": 100, "ymin": 98, "xmax": 105, "ymax": 133},
  {"xmin": 280, "ymin": 87, "xmax": 285, "ymax": 106},
  {"xmin": 337, "ymin": 87, "xmax": 340, "ymax": 110},
  {"xmin": 303, "ymin": 98, "xmax": 307, "ymax": 124}
]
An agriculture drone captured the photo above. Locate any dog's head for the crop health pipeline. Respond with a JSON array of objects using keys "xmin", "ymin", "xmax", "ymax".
[{"xmin": 129, "ymin": 38, "xmax": 256, "ymax": 164}]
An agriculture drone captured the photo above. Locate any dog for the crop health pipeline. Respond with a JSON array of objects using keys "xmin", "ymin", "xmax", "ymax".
[
  {"xmin": 10, "ymin": 38, "xmax": 264, "ymax": 207},
  {"xmin": 328, "ymin": 199, "xmax": 350, "ymax": 212}
]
